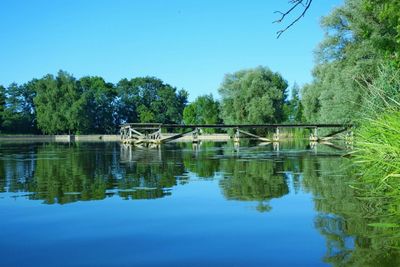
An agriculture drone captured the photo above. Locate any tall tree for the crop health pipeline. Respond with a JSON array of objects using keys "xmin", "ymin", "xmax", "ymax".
[
  {"xmin": 218, "ymin": 66, "xmax": 288, "ymax": 124},
  {"xmin": 34, "ymin": 71, "xmax": 87, "ymax": 134}
]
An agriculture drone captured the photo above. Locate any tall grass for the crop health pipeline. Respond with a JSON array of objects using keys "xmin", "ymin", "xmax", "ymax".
[
  {"xmin": 353, "ymin": 64, "xmax": 400, "ymax": 231},
  {"xmin": 355, "ymin": 64, "xmax": 400, "ymax": 188},
  {"xmin": 356, "ymin": 110, "xmax": 400, "ymax": 188}
]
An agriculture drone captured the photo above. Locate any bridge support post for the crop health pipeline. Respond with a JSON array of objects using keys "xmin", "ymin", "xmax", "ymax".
[
  {"xmin": 310, "ymin": 127, "xmax": 319, "ymax": 142},
  {"xmin": 192, "ymin": 128, "xmax": 200, "ymax": 143},
  {"xmin": 234, "ymin": 128, "xmax": 240, "ymax": 143},
  {"xmin": 273, "ymin": 127, "xmax": 280, "ymax": 142}
]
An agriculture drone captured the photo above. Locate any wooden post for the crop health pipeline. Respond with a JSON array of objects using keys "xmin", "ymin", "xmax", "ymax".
[
  {"xmin": 192, "ymin": 128, "xmax": 199, "ymax": 143},
  {"xmin": 310, "ymin": 127, "xmax": 318, "ymax": 141},
  {"xmin": 234, "ymin": 128, "xmax": 240, "ymax": 143},
  {"xmin": 273, "ymin": 127, "xmax": 280, "ymax": 141}
]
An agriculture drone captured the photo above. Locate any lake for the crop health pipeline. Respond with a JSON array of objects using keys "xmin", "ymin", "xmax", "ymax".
[{"xmin": 0, "ymin": 141, "xmax": 399, "ymax": 266}]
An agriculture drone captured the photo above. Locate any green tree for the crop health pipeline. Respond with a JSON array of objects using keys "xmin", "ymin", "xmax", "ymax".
[
  {"xmin": 301, "ymin": 0, "xmax": 400, "ymax": 123},
  {"xmin": 34, "ymin": 70, "xmax": 87, "ymax": 134},
  {"xmin": 1, "ymin": 81, "xmax": 38, "ymax": 133},
  {"xmin": 362, "ymin": 0, "xmax": 400, "ymax": 64},
  {"xmin": 78, "ymin": 76, "xmax": 117, "ymax": 133},
  {"xmin": 285, "ymin": 83, "xmax": 304, "ymax": 122},
  {"xmin": 115, "ymin": 78, "xmax": 141, "ymax": 125},
  {"xmin": 218, "ymin": 66, "xmax": 288, "ymax": 124},
  {"xmin": 116, "ymin": 77, "xmax": 188, "ymax": 124},
  {"xmin": 183, "ymin": 94, "xmax": 221, "ymax": 132}
]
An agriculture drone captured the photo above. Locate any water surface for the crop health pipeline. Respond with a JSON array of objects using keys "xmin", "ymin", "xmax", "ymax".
[{"xmin": 0, "ymin": 142, "xmax": 398, "ymax": 266}]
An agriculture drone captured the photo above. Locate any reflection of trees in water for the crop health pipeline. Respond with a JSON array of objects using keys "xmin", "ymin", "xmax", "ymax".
[
  {"xmin": 302, "ymin": 157, "xmax": 400, "ymax": 266},
  {"xmin": 119, "ymin": 145, "xmax": 186, "ymax": 199},
  {"xmin": 0, "ymin": 143, "xmax": 186, "ymax": 204},
  {"xmin": 219, "ymin": 159, "xmax": 289, "ymax": 212},
  {"xmin": 181, "ymin": 142, "xmax": 222, "ymax": 179},
  {"xmin": 0, "ymin": 144, "xmax": 37, "ymax": 194}
]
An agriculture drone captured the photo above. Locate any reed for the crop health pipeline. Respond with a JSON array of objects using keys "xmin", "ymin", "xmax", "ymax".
[{"xmin": 355, "ymin": 65, "xmax": 400, "ymax": 188}]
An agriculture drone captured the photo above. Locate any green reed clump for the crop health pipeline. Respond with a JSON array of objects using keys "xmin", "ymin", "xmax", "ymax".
[
  {"xmin": 356, "ymin": 110, "xmax": 400, "ymax": 188},
  {"xmin": 355, "ymin": 64, "xmax": 400, "ymax": 189},
  {"xmin": 353, "ymin": 65, "xmax": 400, "ymax": 232}
]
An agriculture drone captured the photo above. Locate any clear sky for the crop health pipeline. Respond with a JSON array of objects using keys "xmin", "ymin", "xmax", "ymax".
[{"xmin": 0, "ymin": 0, "xmax": 343, "ymax": 101}]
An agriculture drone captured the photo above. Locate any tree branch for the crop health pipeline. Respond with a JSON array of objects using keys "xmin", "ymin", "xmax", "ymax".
[{"xmin": 274, "ymin": 0, "xmax": 313, "ymax": 38}]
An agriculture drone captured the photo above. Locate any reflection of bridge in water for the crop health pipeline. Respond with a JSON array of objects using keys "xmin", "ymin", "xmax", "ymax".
[{"xmin": 120, "ymin": 123, "xmax": 353, "ymax": 148}]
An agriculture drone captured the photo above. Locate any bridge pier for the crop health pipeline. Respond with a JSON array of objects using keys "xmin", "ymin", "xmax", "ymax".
[
  {"xmin": 273, "ymin": 127, "xmax": 280, "ymax": 142},
  {"xmin": 234, "ymin": 128, "xmax": 240, "ymax": 143},
  {"xmin": 192, "ymin": 128, "xmax": 201, "ymax": 143},
  {"xmin": 309, "ymin": 127, "xmax": 319, "ymax": 142}
]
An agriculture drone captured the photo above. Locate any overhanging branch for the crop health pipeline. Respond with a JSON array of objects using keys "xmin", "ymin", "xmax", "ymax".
[{"xmin": 274, "ymin": 0, "xmax": 313, "ymax": 38}]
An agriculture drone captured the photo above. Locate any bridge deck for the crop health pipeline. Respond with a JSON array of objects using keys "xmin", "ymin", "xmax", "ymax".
[
  {"xmin": 120, "ymin": 123, "xmax": 353, "ymax": 145},
  {"xmin": 121, "ymin": 123, "xmax": 352, "ymax": 129}
]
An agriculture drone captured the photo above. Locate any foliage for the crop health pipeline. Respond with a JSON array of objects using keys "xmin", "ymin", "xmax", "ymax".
[
  {"xmin": 1, "ymin": 81, "xmax": 38, "ymax": 133},
  {"xmin": 355, "ymin": 65, "xmax": 400, "ymax": 191},
  {"xmin": 183, "ymin": 94, "xmax": 221, "ymax": 133},
  {"xmin": 284, "ymin": 83, "xmax": 304, "ymax": 122},
  {"xmin": 116, "ymin": 77, "xmax": 188, "ymax": 125},
  {"xmin": 78, "ymin": 76, "xmax": 117, "ymax": 134},
  {"xmin": 33, "ymin": 71, "xmax": 88, "ymax": 134},
  {"xmin": 218, "ymin": 66, "xmax": 288, "ymax": 124},
  {"xmin": 301, "ymin": 0, "xmax": 400, "ymax": 123},
  {"xmin": 1, "ymin": 71, "xmax": 188, "ymax": 134},
  {"xmin": 350, "ymin": 65, "xmax": 400, "ymax": 262}
]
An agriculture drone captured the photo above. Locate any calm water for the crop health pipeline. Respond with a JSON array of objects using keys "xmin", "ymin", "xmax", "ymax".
[{"xmin": 0, "ymin": 141, "xmax": 399, "ymax": 267}]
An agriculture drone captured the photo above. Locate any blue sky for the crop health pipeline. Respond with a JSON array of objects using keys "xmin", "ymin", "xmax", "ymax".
[{"xmin": 0, "ymin": 0, "xmax": 343, "ymax": 101}]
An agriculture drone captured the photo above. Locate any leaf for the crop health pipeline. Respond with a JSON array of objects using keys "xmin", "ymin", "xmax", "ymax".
[{"xmin": 368, "ymin": 222, "xmax": 400, "ymax": 228}]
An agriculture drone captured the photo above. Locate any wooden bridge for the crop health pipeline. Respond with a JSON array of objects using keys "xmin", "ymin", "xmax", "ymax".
[{"xmin": 120, "ymin": 123, "xmax": 353, "ymax": 146}]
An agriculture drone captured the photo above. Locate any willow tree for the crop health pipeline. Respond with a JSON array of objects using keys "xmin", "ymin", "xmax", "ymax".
[
  {"xmin": 301, "ymin": 0, "xmax": 400, "ymax": 123},
  {"xmin": 218, "ymin": 66, "xmax": 288, "ymax": 124}
]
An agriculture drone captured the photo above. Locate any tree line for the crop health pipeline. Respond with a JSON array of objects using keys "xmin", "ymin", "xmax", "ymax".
[
  {"xmin": 0, "ymin": 67, "xmax": 302, "ymax": 135},
  {"xmin": 0, "ymin": 71, "xmax": 188, "ymax": 134}
]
